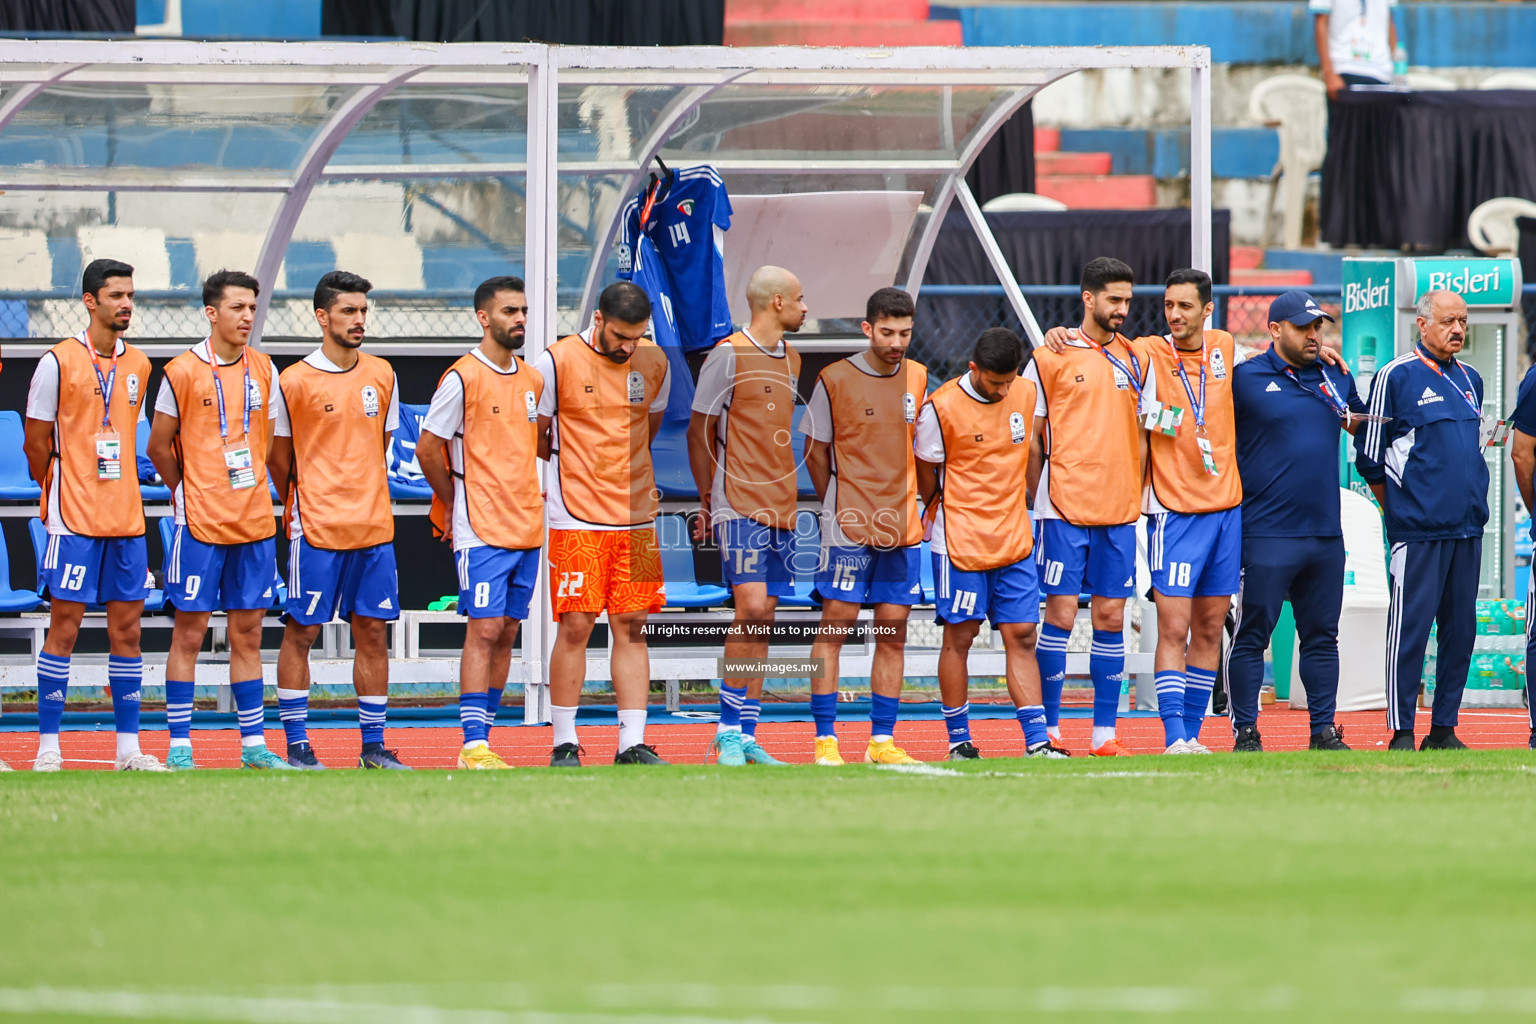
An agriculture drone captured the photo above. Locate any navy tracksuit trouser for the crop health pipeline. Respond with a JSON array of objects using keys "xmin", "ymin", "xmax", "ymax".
[
  {"xmin": 1225, "ymin": 535, "xmax": 1344, "ymax": 736},
  {"xmin": 1386, "ymin": 537, "xmax": 1480, "ymax": 732}
]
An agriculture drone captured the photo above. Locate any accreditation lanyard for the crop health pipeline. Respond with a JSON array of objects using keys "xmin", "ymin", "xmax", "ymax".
[
  {"xmin": 1166, "ymin": 334, "xmax": 1207, "ymax": 432},
  {"xmin": 1084, "ymin": 334, "xmax": 1143, "ymax": 403},
  {"xmin": 1414, "ymin": 347, "xmax": 1481, "ymax": 416},
  {"xmin": 205, "ymin": 340, "xmax": 252, "ymax": 442},
  {"xmin": 1282, "ymin": 363, "xmax": 1349, "ymax": 420},
  {"xmin": 79, "ymin": 333, "xmax": 119, "ymax": 431},
  {"xmin": 205, "ymin": 340, "xmax": 258, "ymax": 491}
]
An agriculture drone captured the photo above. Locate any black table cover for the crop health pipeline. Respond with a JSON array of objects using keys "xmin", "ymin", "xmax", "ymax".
[{"xmin": 1321, "ymin": 89, "xmax": 1536, "ymax": 252}]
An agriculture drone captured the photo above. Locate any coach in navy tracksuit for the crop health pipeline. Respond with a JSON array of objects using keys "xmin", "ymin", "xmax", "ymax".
[
  {"xmin": 1355, "ymin": 290, "xmax": 1488, "ymax": 751},
  {"xmin": 1227, "ymin": 291, "xmax": 1366, "ymax": 752}
]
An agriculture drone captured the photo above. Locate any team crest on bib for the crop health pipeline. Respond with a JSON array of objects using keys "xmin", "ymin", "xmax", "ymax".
[
  {"xmin": 626, "ymin": 371, "xmax": 645, "ymax": 404},
  {"xmin": 246, "ymin": 377, "xmax": 263, "ymax": 410},
  {"xmin": 125, "ymin": 373, "xmax": 140, "ymax": 407},
  {"xmin": 360, "ymin": 385, "xmax": 380, "ymax": 417},
  {"xmin": 1112, "ymin": 368, "xmax": 1129, "ymax": 390},
  {"xmin": 615, "ymin": 244, "xmax": 632, "ymax": 274},
  {"xmin": 525, "ymin": 390, "xmax": 538, "ymax": 422},
  {"xmin": 1009, "ymin": 411, "xmax": 1027, "ymax": 444},
  {"xmin": 1210, "ymin": 347, "xmax": 1227, "ymax": 379},
  {"xmin": 903, "ymin": 392, "xmax": 917, "ymax": 424}
]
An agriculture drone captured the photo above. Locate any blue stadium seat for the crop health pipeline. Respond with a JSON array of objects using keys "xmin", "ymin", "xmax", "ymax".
[
  {"xmin": 657, "ymin": 515, "xmax": 729, "ymax": 608},
  {"xmin": 136, "ymin": 428, "xmax": 172, "ymax": 501},
  {"xmin": 29, "ymin": 518, "xmax": 166, "ymax": 611},
  {"xmin": 919, "ymin": 538, "xmax": 936, "ymax": 605},
  {"xmin": 0, "ymin": 524, "xmax": 43, "ymax": 612},
  {"xmin": 651, "ymin": 406, "xmax": 817, "ymax": 500},
  {"xmin": 0, "ymin": 410, "xmax": 42, "ymax": 500},
  {"xmin": 778, "ymin": 509, "xmax": 822, "ymax": 609},
  {"xmin": 158, "ymin": 517, "xmax": 285, "ymax": 610},
  {"xmin": 387, "ymin": 402, "xmax": 434, "ymax": 500}
]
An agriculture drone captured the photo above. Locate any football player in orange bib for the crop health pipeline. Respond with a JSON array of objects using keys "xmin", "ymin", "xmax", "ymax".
[
  {"xmin": 23, "ymin": 258, "xmax": 164, "ymax": 771},
  {"xmin": 417, "ymin": 276, "xmax": 544, "ymax": 770},
  {"xmin": 914, "ymin": 329, "xmax": 1067, "ymax": 760},
  {"xmin": 147, "ymin": 270, "xmax": 290, "ymax": 770},
  {"xmin": 687, "ymin": 266, "xmax": 806, "ymax": 767},
  {"xmin": 532, "ymin": 282, "xmax": 671, "ymax": 766},
  {"xmin": 266, "ymin": 271, "xmax": 408, "ymax": 770},
  {"xmin": 801, "ymin": 287, "xmax": 929, "ymax": 765},
  {"xmin": 1024, "ymin": 257, "xmax": 1156, "ymax": 757}
]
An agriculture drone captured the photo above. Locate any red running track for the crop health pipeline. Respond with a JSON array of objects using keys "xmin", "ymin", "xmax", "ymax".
[{"xmin": 2, "ymin": 708, "xmax": 1531, "ymax": 770}]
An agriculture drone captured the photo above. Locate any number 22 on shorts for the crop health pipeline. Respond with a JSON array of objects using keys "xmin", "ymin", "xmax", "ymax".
[{"xmin": 556, "ymin": 571, "xmax": 586, "ymax": 598}]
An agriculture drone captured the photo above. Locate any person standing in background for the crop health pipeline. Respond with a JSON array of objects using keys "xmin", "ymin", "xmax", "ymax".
[{"xmin": 1312, "ymin": 0, "xmax": 1399, "ymax": 98}]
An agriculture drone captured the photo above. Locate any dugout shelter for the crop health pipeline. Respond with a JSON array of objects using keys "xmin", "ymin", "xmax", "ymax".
[{"xmin": 0, "ymin": 41, "xmax": 1213, "ymax": 719}]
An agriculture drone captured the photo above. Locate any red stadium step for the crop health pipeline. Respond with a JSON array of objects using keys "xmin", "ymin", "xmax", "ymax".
[
  {"xmin": 724, "ymin": 19, "xmax": 962, "ymax": 46},
  {"xmin": 1036, "ymin": 150, "xmax": 1112, "ymax": 175},
  {"xmin": 1231, "ymin": 245, "xmax": 1266, "ymax": 272},
  {"xmin": 725, "ymin": 0, "xmax": 933, "ymax": 22},
  {"xmin": 1231, "ymin": 267, "xmax": 1314, "ymax": 287},
  {"xmin": 1034, "ymin": 173, "xmax": 1157, "ymax": 209},
  {"xmin": 1034, "ymin": 126, "xmax": 1061, "ymax": 153}
]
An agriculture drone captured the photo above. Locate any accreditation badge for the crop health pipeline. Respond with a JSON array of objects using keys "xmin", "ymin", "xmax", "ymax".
[
  {"xmin": 95, "ymin": 432, "xmax": 122, "ymax": 481},
  {"xmin": 224, "ymin": 442, "xmax": 257, "ymax": 491}
]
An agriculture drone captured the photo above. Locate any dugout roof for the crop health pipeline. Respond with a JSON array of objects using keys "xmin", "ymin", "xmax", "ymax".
[{"xmin": 0, "ymin": 41, "xmax": 1212, "ymax": 350}]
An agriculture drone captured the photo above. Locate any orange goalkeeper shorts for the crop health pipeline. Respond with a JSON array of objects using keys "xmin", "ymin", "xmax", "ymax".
[{"xmin": 547, "ymin": 527, "xmax": 665, "ymax": 619}]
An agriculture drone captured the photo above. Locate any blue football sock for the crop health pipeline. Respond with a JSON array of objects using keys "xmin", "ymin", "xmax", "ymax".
[
  {"xmin": 718, "ymin": 683, "xmax": 746, "ymax": 731},
  {"xmin": 107, "ymin": 655, "xmax": 143, "ymax": 738},
  {"xmin": 165, "ymin": 679, "xmax": 195, "ymax": 743},
  {"xmin": 231, "ymin": 679, "xmax": 266, "ymax": 746},
  {"xmin": 870, "ymin": 692, "xmax": 899, "ymax": 741},
  {"xmin": 1155, "ymin": 670, "xmax": 1187, "ymax": 746},
  {"xmin": 1036, "ymin": 623, "xmax": 1070, "ymax": 729},
  {"xmin": 1184, "ymin": 666, "xmax": 1218, "ymax": 742},
  {"xmin": 811, "ymin": 691, "xmax": 838, "ymax": 739},
  {"xmin": 1016, "ymin": 704, "xmax": 1049, "ymax": 748},
  {"xmin": 485, "ymin": 686, "xmax": 503, "ymax": 735},
  {"xmin": 1089, "ymin": 629, "xmax": 1123, "ymax": 730},
  {"xmin": 740, "ymin": 698, "xmax": 761, "ymax": 738},
  {"xmin": 358, "ymin": 695, "xmax": 388, "ymax": 749},
  {"xmin": 942, "ymin": 702, "xmax": 971, "ymax": 745},
  {"xmin": 459, "ymin": 691, "xmax": 488, "ymax": 745},
  {"xmin": 277, "ymin": 688, "xmax": 309, "ymax": 747},
  {"xmin": 36, "ymin": 652, "xmax": 69, "ymax": 737}
]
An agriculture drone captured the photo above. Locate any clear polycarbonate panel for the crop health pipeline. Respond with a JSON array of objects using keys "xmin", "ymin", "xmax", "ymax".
[
  {"xmin": 0, "ymin": 188, "xmax": 283, "ymax": 340},
  {"xmin": 327, "ymin": 80, "xmax": 530, "ymax": 171},
  {"xmin": 265, "ymin": 177, "xmax": 528, "ymax": 342},
  {"xmin": 555, "ymin": 84, "xmax": 693, "ymax": 169},
  {"xmin": 662, "ymin": 84, "xmax": 1015, "ymax": 163},
  {"xmin": 0, "ymin": 80, "xmax": 357, "ymax": 181}
]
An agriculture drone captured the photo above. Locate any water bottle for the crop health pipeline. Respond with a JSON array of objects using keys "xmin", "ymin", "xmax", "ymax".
[{"xmin": 1392, "ymin": 46, "xmax": 1409, "ymax": 89}]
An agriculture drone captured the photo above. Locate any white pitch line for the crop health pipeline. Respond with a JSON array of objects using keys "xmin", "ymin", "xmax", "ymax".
[{"xmin": 0, "ymin": 988, "xmax": 775, "ymax": 1024}]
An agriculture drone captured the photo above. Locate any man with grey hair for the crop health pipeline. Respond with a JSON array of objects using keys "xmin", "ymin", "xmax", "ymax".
[{"xmin": 1355, "ymin": 289, "xmax": 1489, "ymax": 750}]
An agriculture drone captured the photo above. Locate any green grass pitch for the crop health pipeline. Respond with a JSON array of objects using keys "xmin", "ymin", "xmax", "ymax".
[{"xmin": 4, "ymin": 752, "xmax": 1536, "ymax": 1023}]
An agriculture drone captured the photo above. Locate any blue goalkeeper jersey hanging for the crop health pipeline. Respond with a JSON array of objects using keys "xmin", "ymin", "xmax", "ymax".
[
  {"xmin": 630, "ymin": 231, "xmax": 694, "ymax": 423},
  {"xmin": 617, "ymin": 165, "xmax": 733, "ymax": 352}
]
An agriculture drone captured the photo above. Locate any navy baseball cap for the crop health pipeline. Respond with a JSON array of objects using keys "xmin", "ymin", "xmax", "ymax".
[{"xmin": 1268, "ymin": 290, "xmax": 1335, "ymax": 326}]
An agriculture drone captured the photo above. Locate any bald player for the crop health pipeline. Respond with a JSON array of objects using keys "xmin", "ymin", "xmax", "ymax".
[
  {"xmin": 801, "ymin": 287, "xmax": 929, "ymax": 765},
  {"xmin": 688, "ymin": 266, "xmax": 807, "ymax": 766}
]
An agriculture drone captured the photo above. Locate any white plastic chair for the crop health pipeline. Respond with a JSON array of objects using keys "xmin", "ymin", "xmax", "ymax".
[
  {"xmin": 1468, "ymin": 197, "xmax": 1536, "ymax": 257},
  {"xmin": 1248, "ymin": 74, "xmax": 1327, "ymax": 250},
  {"xmin": 980, "ymin": 192, "xmax": 1068, "ymax": 214},
  {"xmin": 1404, "ymin": 71, "xmax": 1457, "ymax": 91},
  {"xmin": 1480, "ymin": 71, "xmax": 1536, "ymax": 91}
]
